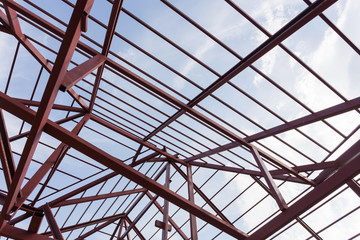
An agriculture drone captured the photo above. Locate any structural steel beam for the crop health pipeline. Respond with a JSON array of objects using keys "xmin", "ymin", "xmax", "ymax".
[
  {"xmin": 161, "ymin": 163, "xmax": 171, "ymax": 240},
  {"xmin": 186, "ymin": 95, "xmax": 360, "ymax": 163},
  {"xmin": 187, "ymin": 164, "xmax": 198, "ymax": 240},
  {"xmin": 13, "ymin": 98, "xmax": 84, "ymax": 112},
  {"xmin": 120, "ymin": 195, "xmax": 159, "ymax": 239},
  {"xmin": 28, "ymin": 212, "xmax": 44, "ymax": 233},
  {"xmin": 43, "ymin": 214, "xmax": 125, "ymax": 235},
  {"xmin": 43, "ymin": 204, "xmax": 64, "ymax": 240},
  {"xmin": 251, "ymin": 147, "xmax": 288, "ymax": 210},
  {"xmin": 0, "ymin": 224, "xmax": 54, "ymax": 240},
  {"xmin": 0, "ymin": 92, "xmax": 248, "ymax": 239},
  {"xmin": 0, "ymin": 0, "xmax": 95, "ymax": 228},
  {"xmin": 15, "ymin": 114, "xmax": 90, "ymax": 209},
  {"xmin": 60, "ymin": 54, "xmax": 106, "ymax": 92},
  {"xmin": 53, "ymin": 188, "xmax": 146, "ymax": 207},
  {"xmin": 88, "ymin": 0, "xmax": 123, "ymax": 111},
  {"xmin": 75, "ymin": 215, "xmax": 122, "ymax": 240},
  {"xmin": 247, "ymin": 138, "xmax": 360, "ymax": 240},
  {"xmin": 0, "ymin": 109, "xmax": 16, "ymax": 190},
  {"xmin": 146, "ymin": 192, "xmax": 188, "ymax": 240}
]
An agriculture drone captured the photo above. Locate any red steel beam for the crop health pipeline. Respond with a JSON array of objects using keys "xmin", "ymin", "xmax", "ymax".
[
  {"xmin": 251, "ymin": 147, "xmax": 288, "ymax": 210},
  {"xmin": 88, "ymin": 0, "xmax": 123, "ymax": 111},
  {"xmin": 0, "ymin": 109, "xmax": 16, "ymax": 189},
  {"xmin": 189, "ymin": 162, "xmax": 310, "ymax": 184},
  {"xmin": 0, "ymin": 3, "xmax": 89, "ymax": 111},
  {"xmin": 246, "ymin": 96, "xmax": 360, "ymax": 142},
  {"xmin": 186, "ymin": 95, "xmax": 360, "ymax": 165},
  {"xmin": 0, "ymin": 224, "xmax": 54, "ymax": 240},
  {"xmin": 60, "ymin": 54, "xmax": 106, "ymax": 92},
  {"xmin": 247, "ymin": 138, "xmax": 360, "ymax": 240},
  {"xmin": 43, "ymin": 213, "xmax": 125, "ymax": 236},
  {"xmin": 146, "ymin": 192, "xmax": 188, "ymax": 240},
  {"xmin": 75, "ymin": 215, "xmax": 122, "ymax": 240},
  {"xmin": 13, "ymin": 98, "xmax": 84, "ymax": 112},
  {"xmin": 15, "ymin": 114, "xmax": 90, "ymax": 209},
  {"xmin": 161, "ymin": 163, "xmax": 171, "ymax": 240},
  {"xmin": 171, "ymin": 162, "xmax": 232, "ymax": 225},
  {"xmin": 28, "ymin": 212, "xmax": 44, "ymax": 233},
  {"xmin": 0, "ymin": 0, "xmax": 95, "ymax": 228},
  {"xmin": 9, "ymin": 112, "xmax": 85, "ymax": 142},
  {"xmin": 53, "ymin": 188, "xmax": 146, "ymax": 207},
  {"xmin": 0, "ymin": 93, "xmax": 248, "ymax": 239},
  {"xmin": 187, "ymin": 165, "xmax": 198, "ymax": 240},
  {"xmin": 43, "ymin": 204, "xmax": 64, "ymax": 240},
  {"xmin": 120, "ymin": 195, "xmax": 159, "ymax": 239},
  {"xmin": 0, "ymin": 7, "xmax": 53, "ymax": 72}
]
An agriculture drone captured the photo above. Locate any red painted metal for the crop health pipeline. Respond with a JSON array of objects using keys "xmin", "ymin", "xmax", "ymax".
[
  {"xmin": 53, "ymin": 188, "xmax": 146, "ymax": 207},
  {"xmin": 75, "ymin": 215, "xmax": 122, "ymax": 240},
  {"xmin": 247, "ymin": 139, "xmax": 360, "ymax": 240},
  {"xmin": 43, "ymin": 204, "xmax": 64, "ymax": 240},
  {"xmin": 0, "ymin": 224, "xmax": 54, "ymax": 240},
  {"xmin": 60, "ymin": 54, "xmax": 106, "ymax": 92},
  {"xmin": 0, "ymin": 109, "xmax": 15, "ymax": 190},
  {"xmin": 43, "ymin": 213, "xmax": 125, "ymax": 235},
  {"xmin": 15, "ymin": 115, "xmax": 90, "ymax": 209},
  {"xmin": 0, "ymin": 0, "xmax": 95, "ymax": 229},
  {"xmin": 28, "ymin": 212, "xmax": 44, "ymax": 233},
  {"xmin": 0, "ymin": 0, "xmax": 357, "ymax": 238},
  {"xmin": 187, "ymin": 165, "xmax": 198, "ymax": 240},
  {"xmin": 146, "ymin": 192, "xmax": 188, "ymax": 240},
  {"xmin": 251, "ymin": 147, "xmax": 288, "ymax": 210}
]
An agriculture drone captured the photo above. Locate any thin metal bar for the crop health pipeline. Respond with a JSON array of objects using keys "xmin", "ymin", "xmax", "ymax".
[
  {"xmin": 88, "ymin": 0, "xmax": 123, "ymax": 112},
  {"xmin": 251, "ymin": 147, "xmax": 288, "ymax": 210},
  {"xmin": 43, "ymin": 204, "xmax": 64, "ymax": 240},
  {"xmin": 124, "ymin": 216, "xmax": 146, "ymax": 240},
  {"xmin": 297, "ymin": 217, "xmax": 323, "ymax": 240},
  {"xmin": 53, "ymin": 188, "xmax": 146, "ymax": 207},
  {"xmin": 74, "ymin": 215, "xmax": 121, "ymax": 240},
  {"xmin": 120, "ymin": 195, "xmax": 159, "ymax": 239},
  {"xmin": 161, "ymin": 162, "xmax": 171, "ymax": 240},
  {"xmin": 171, "ymin": 162, "xmax": 232, "ymax": 224},
  {"xmin": 14, "ymin": 98, "xmax": 84, "ymax": 112},
  {"xmin": 347, "ymin": 179, "xmax": 360, "ymax": 198},
  {"xmin": 187, "ymin": 164, "xmax": 198, "ymax": 240},
  {"xmin": 146, "ymin": 192, "xmax": 188, "ymax": 240},
  {"xmin": 43, "ymin": 214, "xmax": 125, "ymax": 235}
]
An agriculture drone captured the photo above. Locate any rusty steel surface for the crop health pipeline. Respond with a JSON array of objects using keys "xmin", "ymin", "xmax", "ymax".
[{"xmin": 0, "ymin": 0, "xmax": 359, "ymax": 239}]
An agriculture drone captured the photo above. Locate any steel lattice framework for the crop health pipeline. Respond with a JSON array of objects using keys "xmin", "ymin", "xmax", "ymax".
[{"xmin": 0, "ymin": 0, "xmax": 359, "ymax": 239}]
